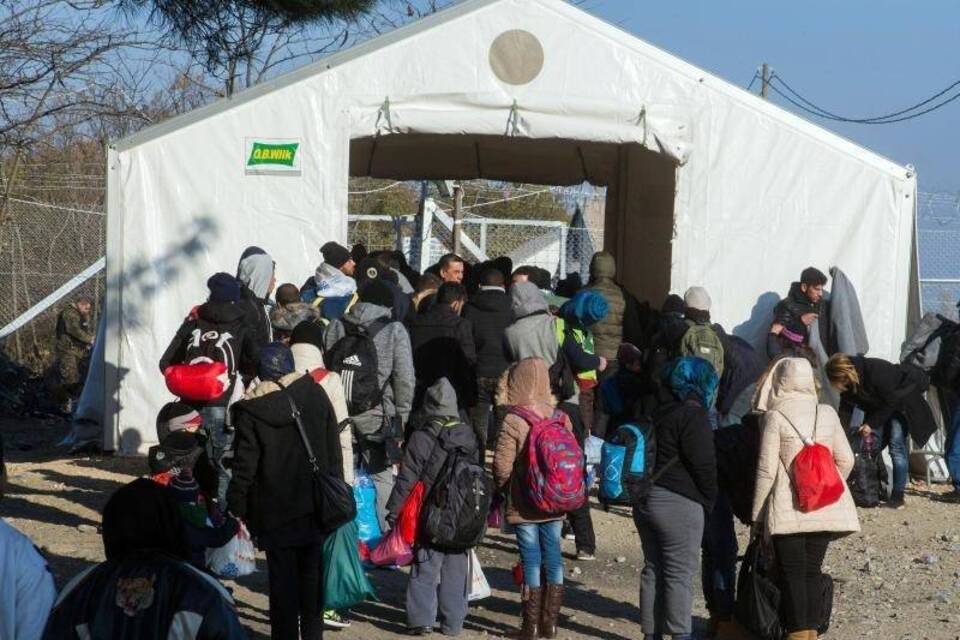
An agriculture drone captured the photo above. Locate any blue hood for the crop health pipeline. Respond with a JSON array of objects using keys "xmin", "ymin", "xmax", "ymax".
[{"xmin": 663, "ymin": 356, "xmax": 719, "ymax": 409}]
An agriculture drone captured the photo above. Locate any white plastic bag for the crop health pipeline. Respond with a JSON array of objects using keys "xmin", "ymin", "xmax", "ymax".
[
  {"xmin": 584, "ymin": 435, "xmax": 604, "ymax": 466},
  {"xmin": 206, "ymin": 522, "xmax": 257, "ymax": 579},
  {"xmin": 467, "ymin": 550, "xmax": 491, "ymax": 602}
]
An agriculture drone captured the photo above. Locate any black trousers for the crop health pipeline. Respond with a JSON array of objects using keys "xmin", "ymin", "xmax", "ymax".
[
  {"xmin": 470, "ymin": 376, "xmax": 507, "ymax": 464},
  {"xmin": 772, "ymin": 532, "xmax": 831, "ymax": 632},
  {"xmin": 557, "ymin": 401, "xmax": 596, "ymax": 554},
  {"xmin": 266, "ymin": 541, "xmax": 324, "ymax": 640}
]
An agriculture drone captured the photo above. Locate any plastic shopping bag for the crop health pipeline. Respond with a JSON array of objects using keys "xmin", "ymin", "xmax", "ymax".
[
  {"xmin": 206, "ymin": 521, "xmax": 257, "ymax": 579},
  {"xmin": 354, "ymin": 470, "xmax": 382, "ymax": 548},
  {"xmin": 398, "ymin": 481, "xmax": 426, "ymax": 546},
  {"xmin": 467, "ymin": 550, "xmax": 491, "ymax": 602},
  {"xmin": 323, "ymin": 521, "xmax": 378, "ymax": 611},
  {"xmin": 584, "ymin": 435, "xmax": 604, "ymax": 466},
  {"xmin": 486, "ymin": 494, "xmax": 503, "ymax": 529},
  {"xmin": 369, "ymin": 526, "xmax": 413, "ymax": 567}
]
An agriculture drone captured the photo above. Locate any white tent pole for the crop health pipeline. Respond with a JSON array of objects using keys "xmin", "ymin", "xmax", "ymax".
[{"xmin": 0, "ymin": 257, "xmax": 105, "ymax": 340}]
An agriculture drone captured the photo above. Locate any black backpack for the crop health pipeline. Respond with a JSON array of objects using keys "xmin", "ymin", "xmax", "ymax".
[
  {"xmin": 324, "ymin": 319, "xmax": 387, "ymax": 415},
  {"xmin": 420, "ymin": 448, "xmax": 491, "ymax": 551},
  {"xmin": 549, "ymin": 321, "xmax": 577, "ymax": 402}
]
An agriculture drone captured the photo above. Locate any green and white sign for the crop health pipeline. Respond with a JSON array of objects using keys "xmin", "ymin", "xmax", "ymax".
[{"xmin": 244, "ymin": 138, "xmax": 301, "ymax": 175}]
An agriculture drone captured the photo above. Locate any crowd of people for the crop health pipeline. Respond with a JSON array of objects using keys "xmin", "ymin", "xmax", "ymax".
[{"xmin": 2, "ymin": 239, "xmax": 958, "ymax": 640}]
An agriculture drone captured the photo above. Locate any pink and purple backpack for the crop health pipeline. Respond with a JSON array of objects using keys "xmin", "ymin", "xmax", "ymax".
[{"xmin": 511, "ymin": 406, "xmax": 586, "ymax": 515}]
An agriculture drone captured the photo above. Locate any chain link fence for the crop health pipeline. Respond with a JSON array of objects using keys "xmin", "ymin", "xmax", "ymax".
[
  {"xmin": 0, "ymin": 197, "xmax": 105, "ymax": 372},
  {"xmin": 917, "ymin": 191, "xmax": 960, "ymax": 319}
]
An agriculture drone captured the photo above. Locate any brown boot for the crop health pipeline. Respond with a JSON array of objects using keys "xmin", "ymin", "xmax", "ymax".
[
  {"xmin": 539, "ymin": 584, "xmax": 563, "ymax": 638},
  {"xmin": 785, "ymin": 632, "xmax": 808, "ymax": 640},
  {"xmin": 513, "ymin": 586, "xmax": 541, "ymax": 639},
  {"xmin": 715, "ymin": 618, "xmax": 753, "ymax": 639}
]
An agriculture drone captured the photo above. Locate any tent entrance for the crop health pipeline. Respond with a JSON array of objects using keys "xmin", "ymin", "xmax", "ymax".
[{"xmin": 349, "ymin": 134, "xmax": 676, "ymax": 303}]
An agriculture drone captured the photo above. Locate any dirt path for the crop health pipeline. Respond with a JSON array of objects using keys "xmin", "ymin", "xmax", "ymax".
[{"xmin": 3, "ymin": 416, "xmax": 960, "ymax": 639}]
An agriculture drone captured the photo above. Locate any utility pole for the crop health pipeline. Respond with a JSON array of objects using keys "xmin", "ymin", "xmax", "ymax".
[
  {"xmin": 452, "ymin": 183, "xmax": 465, "ymax": 257},
  {"xmin": 761, "ymin": 63, "xmax": 770, "ymax": 99}
]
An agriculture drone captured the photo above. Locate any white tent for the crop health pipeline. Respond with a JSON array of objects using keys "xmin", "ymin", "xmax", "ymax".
[{"xmin": 103, "ymin": 0, "xmax": 918, "ymax": 452}]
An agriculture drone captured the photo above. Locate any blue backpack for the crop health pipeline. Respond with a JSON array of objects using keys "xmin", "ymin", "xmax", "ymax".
[{"xmin": 599, "ymin": 421, "xmax": 657, "ymax": 505}]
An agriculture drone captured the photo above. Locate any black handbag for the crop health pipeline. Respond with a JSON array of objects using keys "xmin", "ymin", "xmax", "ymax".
[
  {"xmin": 280, "ymin": 387, "xmax": 357, "ymax": 533},
  {"xmin": 735, "ymin": 536, "xmax": 784, "ymax": 640}
]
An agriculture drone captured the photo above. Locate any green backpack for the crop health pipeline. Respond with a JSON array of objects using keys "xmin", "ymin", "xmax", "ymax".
[{"xmin": 680, "ymin": 322, "xmax": 725, "ymax": 378}]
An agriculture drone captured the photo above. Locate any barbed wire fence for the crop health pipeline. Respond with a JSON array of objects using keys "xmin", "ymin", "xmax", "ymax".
[{"xmin": 1, "ymin": 184, "xmax": 957, "ymax": 374}]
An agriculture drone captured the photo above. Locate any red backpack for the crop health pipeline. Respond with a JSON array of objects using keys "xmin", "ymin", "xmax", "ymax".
[
  {"xmin": 511, "ymin": 406, "xmax": 585, "ymax": 515},
  {"xmin": 781, "ymin": 407, "xmax": 844, "ymax": 513}
]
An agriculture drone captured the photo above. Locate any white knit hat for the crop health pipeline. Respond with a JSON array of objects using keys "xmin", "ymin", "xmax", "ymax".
[{"xmin": 684, "ymin": 286, "xmax": 712, "ymax": 312}]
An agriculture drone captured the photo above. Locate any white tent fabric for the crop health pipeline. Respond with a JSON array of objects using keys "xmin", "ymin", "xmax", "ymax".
[{"xmin": 103, "ymin": 0, "xmax": 917, "ymax": 452}]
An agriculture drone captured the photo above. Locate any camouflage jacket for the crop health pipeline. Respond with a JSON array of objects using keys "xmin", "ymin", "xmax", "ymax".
[{"xmin": 56, "ymin": 306, "xmax": 94, "ymax": 353}]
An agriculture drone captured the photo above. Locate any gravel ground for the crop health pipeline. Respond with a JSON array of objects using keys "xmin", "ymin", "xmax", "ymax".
[{"xmin": 3, "ymin": 416, "xmax": 960, "ymax": 640}]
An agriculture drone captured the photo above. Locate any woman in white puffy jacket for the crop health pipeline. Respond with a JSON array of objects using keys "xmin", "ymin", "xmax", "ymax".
[{"xmin": 751, "ymin": 357, "xmax": 859, "ymax": 640}]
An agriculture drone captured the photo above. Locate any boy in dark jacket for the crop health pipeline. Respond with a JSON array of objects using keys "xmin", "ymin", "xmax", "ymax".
[
  {"xmin": 386, "ymin": 379, "xmax": 478, "ymax": 637},
  {"xmin": 463, "ymin": 267, "xmax": 514, "ymax": 458},
  {"xmin": 768, "ymin": 267, "xmax": 827, "ymax": 360},
  {"xmin": 159, "ymin": 273, "xmax": 259, "ymax": 504}
]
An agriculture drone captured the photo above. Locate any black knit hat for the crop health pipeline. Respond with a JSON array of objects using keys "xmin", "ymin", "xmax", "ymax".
[
  {"xmin": 321, "ymin": 242, "xmax": 352, "ymax": 269},
  {"xmin": 358, "ymin": 279, "xmax": 395, "ymax": 310},
  {"xmin": 800, "ymin": 267, "xmax": 828, "ymax": 287},
  {"xmin": 207, "ymin": 272, "xmax": 241, "ymax": 303},
  {"xmin": 156, "ymin": 402, "xmax": 203, "ymax": 442},
  {"xmin": 290, "ymin": 320, "xmax": 325, "ymax": 351}
]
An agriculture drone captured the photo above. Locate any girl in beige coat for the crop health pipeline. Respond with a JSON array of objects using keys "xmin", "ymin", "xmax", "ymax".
[{"xmin": 751, "ymin": 358, "xmax": 859, "ymax": 640}]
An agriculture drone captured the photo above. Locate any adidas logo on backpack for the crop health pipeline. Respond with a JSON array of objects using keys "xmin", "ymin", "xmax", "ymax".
[{"xmin": 343, "ymin": 354, "xmax": 363, "ymax": 367}]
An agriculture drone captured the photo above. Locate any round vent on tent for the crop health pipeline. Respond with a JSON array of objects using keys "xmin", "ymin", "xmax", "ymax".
[{"xmin": 489, "ymin": 30, "xmax": 544, "ymax": 85}]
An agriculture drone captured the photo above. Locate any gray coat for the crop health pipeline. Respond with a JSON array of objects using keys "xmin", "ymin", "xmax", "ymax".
[
  {"xmin": 324, "ymin": 302, "xmax": 415, "ymax": 436},
  {"xmin": 504, "ymin": 282, "xmax": 559, "ymax": 366}
]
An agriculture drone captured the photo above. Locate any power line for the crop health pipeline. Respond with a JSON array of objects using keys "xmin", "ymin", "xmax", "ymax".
[
  {"xmin": 746, "ymin": 71, "xmax": 760, "ymax": 93},
  {"xmin": 767, "ymin": 72, "xmax": 960, "ymax": 124}
]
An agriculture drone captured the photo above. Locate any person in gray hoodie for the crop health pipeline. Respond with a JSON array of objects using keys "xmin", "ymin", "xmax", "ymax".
[
  {"xmin": 386, "ymin": 378, "xmax": 478, "ymax": 637},
  {"xmin": 324, "ymin": 279, "xmax": 415, "ymax": 530},
  {"xmin": 504, "ymin": 282, "xmax": 559, "ymax": 365}
]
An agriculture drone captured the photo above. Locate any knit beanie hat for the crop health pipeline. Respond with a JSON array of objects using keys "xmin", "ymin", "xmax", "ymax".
[
  {"xmin": 321, "ymin": 241, "xmax": 352, "ymax": 269},
  {"xmin": 661, "ymin": 293, "xmax": 685, "ymax": 315},
  {"xmin": 358, "ymin": 279, "xmax": 395, "ymax": 310},
  {"xmin": 617, "ymin": 343, "xmax": 644, "ymax": 369},
  {"xmin": 156, "ymin": 402, "xmax": 203, "ymax": 442},
  {"xmin": 290, "ymin": 320, "xmax": 325, "ymax": 351},
  {"xmin": 207, "ymin": 272, "xmax": 241, "ymax": 303},
  {"xmin": 800, "ymin": 266, "xmax": 828, "ymax": 287},
  {"xmin": 563, "ymin": 290, "xmax": 609, "ymax": 327},
  {"xmin": 258, "ymin": 342, "xmax": 295, "ymax": 382},
  {"xmin": 683, "ymin": 286, "xmax": 712, "ymax": 312}
]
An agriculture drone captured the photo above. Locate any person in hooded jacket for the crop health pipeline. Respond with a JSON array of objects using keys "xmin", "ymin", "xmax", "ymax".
[
  {"xmin": 325, "ymin": 279, "xmax": 415, "ymax": 531},
  {"xmin": 386, "ymin": 378, "xmax": 478, "ymax": 637},
  {"xmin": 494, "ymin": 358, "xmax": 575, "ymax": 640},
  {"xmin": 825, "ymin": 353, "xmax": 936, "ymax": 509},
  {"xmin": 44, "ymin": 478, "xmax": 245, "ymax": 640},
  {"xmin": 228, "ymin": 342, "xmax": 343, "ymax": 640},
  {"xmin": 356, "ymin": 255, "xmax": 416, "ymax": 324},
  {"xmin": 635, "ymin": 357, "xmax": 718, "ymax": 640},
  {"xmin": 752, "ymin": 358, "xmax": 859, "ymax": 640},
  {"xmin": 408, "ymin": 282, "xmax": 477, "ymax": 414},
  {"xmin": 768, "ymin": 268, "xmax": 828, "ymax": 361},
  {"xmin": 159, "ymin": 273, "xmax": 259, "ymax": 504},
  {"xmin": 463, "ymin": 267, "xmax": 514, "ymax": 459},
  {"xmin": 300, "ymin": 241, "xmax": 359, "ymax": 323},
  {"xmin": 237, "ymin": 246, "xmax": 276, "ymax": 348}
]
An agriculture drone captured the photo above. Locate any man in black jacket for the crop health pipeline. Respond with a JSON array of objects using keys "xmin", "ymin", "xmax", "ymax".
[
  {"xmin": 768, "ymin": 267, "xmax": 827, "ymax": 360},
  {"xmin": 408, "ymin": 282, "xmax": 478, "ymax": 414},
  {"xmin": 159, "ymin": 273, "xmax": 258, "ymax": 503},
  {"xmin": 228, "ymin": 343, "xmax": 343, "ymax": 640},
  {"xmin": 463, "ymin": 267, "xmax": 514, "ymax": 458},
  {"xmin": 237, "ymin": 246, "xmax": 276, "ymax": 348}
]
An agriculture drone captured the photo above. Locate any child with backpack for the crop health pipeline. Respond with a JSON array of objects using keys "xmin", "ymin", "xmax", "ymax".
[
  {"xmin": 493, "ymin": 358, "xmax": 584, "ymax": 640},
  {"xmin": 386, "ymin": 378, "xmax": 488, "ymax": 637}
]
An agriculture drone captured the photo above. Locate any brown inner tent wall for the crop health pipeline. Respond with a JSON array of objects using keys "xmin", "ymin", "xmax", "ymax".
[{"xmin": 349, "ymin": 134, "xmax": 676, "ymax": 304}]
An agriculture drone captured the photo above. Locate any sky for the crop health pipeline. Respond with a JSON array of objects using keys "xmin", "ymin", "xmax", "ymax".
[{"xmin": 581, "ymin": 0, "xmax": 960, "ymax": 192}]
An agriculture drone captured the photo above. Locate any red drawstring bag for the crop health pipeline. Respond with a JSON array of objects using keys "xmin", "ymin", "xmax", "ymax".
[
  {"xmin": 369, "ymin": 526, "xmax": 413, "ymax": 567},
  {"xmin": 397, "ymin": 481, "xmax": 426, "ymax": 546},
  {"xmin": 164, "ymin": 362, "xmax": 228, "ymax": 403},
  {"xmin": 782, "ymin": 407, "xmax": 845, "ymax": 512}
]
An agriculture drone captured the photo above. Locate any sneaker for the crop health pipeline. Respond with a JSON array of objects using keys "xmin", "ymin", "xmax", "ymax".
[
  {"xmin": 408, "ymin": 626, "xmax": 434, "ymax": 636},
  {"xmin": 885, "ymin": 493, "xmax": 905, "ymax": 509},
  {"xmin": 323, "ymin": 610, "xmax": 351, "ymax": 629},
  {"xmin": 562, "ymin": 523, "xmax": 575, "ymax": 541},
  {"xmin": 575, "ymin": 550, "xmax": 596, "ymax": 561}
]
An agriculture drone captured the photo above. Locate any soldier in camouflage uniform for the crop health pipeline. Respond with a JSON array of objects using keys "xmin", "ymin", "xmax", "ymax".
[{"xmin": 54, "ymin": 298, "xmax": 94, "ymax": 410}]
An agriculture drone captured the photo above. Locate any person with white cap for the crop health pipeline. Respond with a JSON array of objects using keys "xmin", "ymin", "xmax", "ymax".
[{"xmin": 680, "ymin": 286, "xmax": 724, "ymax": 378}]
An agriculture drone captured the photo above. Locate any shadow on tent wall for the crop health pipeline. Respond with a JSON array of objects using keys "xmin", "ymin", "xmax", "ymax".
[{"xmin": 348, "ymin": 133, "xmax": 677, "ymax": 304}]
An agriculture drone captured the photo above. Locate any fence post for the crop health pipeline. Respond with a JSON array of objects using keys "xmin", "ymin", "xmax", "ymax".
[
  {"xmin": 558, "ymin": 225, "xmax": 568, "ymax": 280},
  {"xmin": 480, "ymin": 221, "xmax": 488, "ymax": 257}
]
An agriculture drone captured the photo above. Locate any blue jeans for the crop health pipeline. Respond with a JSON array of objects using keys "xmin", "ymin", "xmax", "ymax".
[
  {"xmin": 515, "ymin": 521, "xmax": 564, "ymax": 588},
  {"xmin": 199, "ymin": 405, "xmax": 232, "ymax": 504},
  {"xmin": 701, "ymin": 492, "xmax": 737, "ymax": 617},
  {"xmin": 882, "ymin": 416, "xmax": 909, "ymax": 494},
  {"xmin": 945, "ymin": 406, "xmax": 960, "ymax": 491}
]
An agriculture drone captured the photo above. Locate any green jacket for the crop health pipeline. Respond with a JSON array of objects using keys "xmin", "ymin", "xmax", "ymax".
[{"xmin": 56, "ymin": 306, "xmax": 93, "ymax": 353}]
